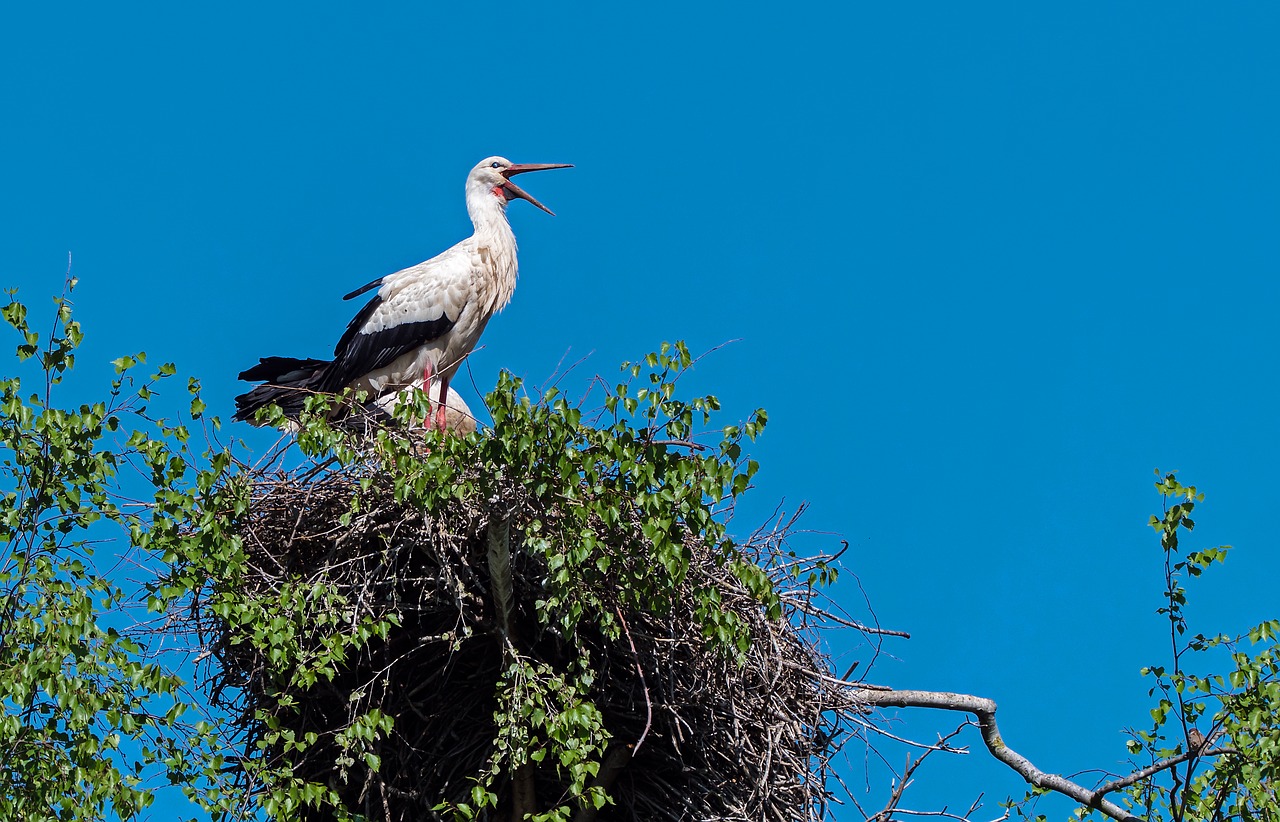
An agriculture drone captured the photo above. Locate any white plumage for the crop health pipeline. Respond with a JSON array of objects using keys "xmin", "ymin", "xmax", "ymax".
[
  {"xmin": 235, "ymin": 156, "xmax": 571, "ymax": 428},
  {"xmin": 372, "ymin": 380, "xmax": 477, "ymax": 436}
]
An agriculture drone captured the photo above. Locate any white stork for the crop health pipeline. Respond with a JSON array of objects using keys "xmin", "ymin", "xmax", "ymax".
[
  {"xmin": 373, "ymin": 379, "xmax": 477, "ymax": 436},
  {"xmin": 234, "ymin": 156, "xmax": 571, "ymax": 429}
]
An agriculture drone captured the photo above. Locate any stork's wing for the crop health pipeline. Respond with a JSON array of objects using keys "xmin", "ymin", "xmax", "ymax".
[{"xmin": 323, "ymin": 255, "xmax": 470, "ymax": 392}]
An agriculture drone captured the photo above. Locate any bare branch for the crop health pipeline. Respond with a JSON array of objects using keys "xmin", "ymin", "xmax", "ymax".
[
  {"xmin": 1097, "ymin": 747, "xmax": 1235, "ymax": 796},
  {"xmin": 884, "ymin": 808, "xmax": 1009, "ymax": 822},
  {"xmin": 648, "ymin": 439, "xmax": 708, "ymax": 451},
  {"xmin": 615, "ymin": 606, "xmax": 653, "ymax": 755},
  {"xmin": 854, "ymin": 689, "xmax": 1143, "ymax": 822},
  {"xmin": 781, "ymin": 596, "xmax": 912, "ymax": 637}
]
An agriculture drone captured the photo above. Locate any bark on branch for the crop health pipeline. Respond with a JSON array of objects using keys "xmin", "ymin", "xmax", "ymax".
[{"xmin": 853, "ymin": 689, "xmax": 1144, "ymax": 822}]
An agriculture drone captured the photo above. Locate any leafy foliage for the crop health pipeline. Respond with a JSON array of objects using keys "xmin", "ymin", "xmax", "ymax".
[
  {"xmin": 1011, "ymin": 472, "xmax": 1280, "ymax": 822},
  {"xmin": 1117, "ymin": 473, "xmax": 1280, "ymax": 822},
  {"xmin": 0, "ymin": 283, "xmax": 227, "ymax": 821},
  {"xmin": 375, "ymin": 342, "xmax": 772, "ymax": 648},
  {"xmin": 194, "ymin": 340, "xmax": 782, "ymax": 821}
]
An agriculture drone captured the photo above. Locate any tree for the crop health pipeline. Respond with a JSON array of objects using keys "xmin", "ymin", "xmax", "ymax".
[
  {"xmin": 850, "ymin": 472, "xmax": 1280, "ymax": 822},
  {"xmin": 2, "ymin": 283, "xmax": 1277, "ymax": 821},
  {"xmin": 0, "ymin": 281, "xmax": 225, "ymax": 820}
]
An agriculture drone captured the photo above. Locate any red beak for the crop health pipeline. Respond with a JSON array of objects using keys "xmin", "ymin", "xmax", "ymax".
[{"xmin": 500, "ymin": 163, "xmax": 573, "ymax": 215}]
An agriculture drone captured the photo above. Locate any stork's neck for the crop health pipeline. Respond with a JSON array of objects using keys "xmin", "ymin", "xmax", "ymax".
[
  {"xmin": 465, "ymin": 182, "xmax": 520, "ymax": 313},
  {"xmin": 466, "ymin": 183, "xmax": 516, "ymax": 239}
]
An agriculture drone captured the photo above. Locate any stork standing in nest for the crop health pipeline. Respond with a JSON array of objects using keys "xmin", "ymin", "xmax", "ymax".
[{"xmin": 234, "ymin": 156, "xmax": 571, "ymax": 430}]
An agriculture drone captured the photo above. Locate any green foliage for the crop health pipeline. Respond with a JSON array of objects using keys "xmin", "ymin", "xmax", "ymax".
[
  {"xmin": 1014, "ymin": 472, "xmax": 1280, "ymax": 822},
  {"xmin": 13, "ymin": 280, "xmax": 1280, "ymax": 822},
  {"xmin": 436, "ymin": 653, "xmax": 611, "ymax": 822},
  {"xmin": 0, "ymin": 284, "xmax": 228, "ymax": 821},
  {"xmin": 15, "ymin": 281, "xmax": 1280, "ymax": 822},
  {"xmin": 377, "ymin": 340, "xmax": 773, "ymax": 652},
  {"xmin": 353, "ymin": 339, "xmax": 777, "ymax": 818},
  {"xmin": 1116, "ymin": 472, "xmax": 1280, "ymax": 822}
]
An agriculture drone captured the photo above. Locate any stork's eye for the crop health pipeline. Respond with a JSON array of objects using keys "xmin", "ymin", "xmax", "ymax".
[{"xmin": 490, "ymin": 161, "xmax": 503, "ymax": 168}]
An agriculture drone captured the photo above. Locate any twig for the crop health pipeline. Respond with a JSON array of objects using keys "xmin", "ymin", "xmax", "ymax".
[
  {"xmin": 648, "ymin": 439, "xmax": 709, "ymax": 451},
  {"xmin": 782, "ymin": 597, "xmax": 911, "ymax": 638},
  {"xmin": 616, "ymin": 606, "xmax": 653, "ymax": 755},
  {"xmin": 1096, "ymin": 747, "xmax": 1235, "ymax": 796}
]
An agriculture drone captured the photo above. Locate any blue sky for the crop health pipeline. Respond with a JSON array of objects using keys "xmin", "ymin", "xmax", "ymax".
[{"xmin": 3, "ymin": 3, "xmax": 1278, "ymax": 819}]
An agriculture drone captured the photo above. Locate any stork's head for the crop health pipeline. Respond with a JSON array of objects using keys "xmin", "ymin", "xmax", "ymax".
[{"xmin": 468, "ymin": 156, "xmax": 572, "ymax": 216}]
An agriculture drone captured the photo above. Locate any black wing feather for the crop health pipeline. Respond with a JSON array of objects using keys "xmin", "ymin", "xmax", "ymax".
[
  {"xmin": 238, "ymin": 356, "xmax": 329, "ymax": 382},
  {"xmin": 233, "ymin": 356, "xmax": 331, "ymax": 422},
  {"xmin": 343, "ymin": 277, "xmax": 383, "ymax": 301},
  {"xmin": 321, "ymin": 295, "xmax": 459, "ymax": 392}
]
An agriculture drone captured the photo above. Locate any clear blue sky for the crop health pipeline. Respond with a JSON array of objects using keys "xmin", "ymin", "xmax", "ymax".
[{"xmin": 3, "ymin": 3, "xmax": 1278, "ymax": 819}]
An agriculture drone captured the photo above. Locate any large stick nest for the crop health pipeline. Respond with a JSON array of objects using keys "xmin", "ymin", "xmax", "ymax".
[{"xmin": 203, "ymin": 432, "xmax": 871, "ymax": 822}]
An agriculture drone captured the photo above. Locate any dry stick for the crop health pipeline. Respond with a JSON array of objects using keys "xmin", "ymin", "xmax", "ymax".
[
  {"xmin": 487, "ymin": 513, "xmax": 536, "ymax": 822},
  {"xmin": 782, "ymin": 597, "xmax": 912, "ymax": 637},
  {"xmin": 486, "ymin": 513, "xmax": 515, "ymax": 639},
  {"xmin": 648, "ymin": 439, "xmax": 708, "ymax": 451},
  {"xmin": 854, "ymin": 689, "xmax": 1147, "ymax": 822},
  {"xmin": 615, "ymin": 606, "xmax": 653, "ymax": 754}
]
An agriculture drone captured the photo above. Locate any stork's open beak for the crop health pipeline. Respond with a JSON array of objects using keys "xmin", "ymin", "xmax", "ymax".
[{"xmin": 500, "ymin": 163, "xmax": 573, "ymax": 215}]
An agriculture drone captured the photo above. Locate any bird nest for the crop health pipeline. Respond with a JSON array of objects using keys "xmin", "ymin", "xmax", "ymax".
[{"xmin": 200, "ymin": 428, "xmax": 873, "ymax": 822}]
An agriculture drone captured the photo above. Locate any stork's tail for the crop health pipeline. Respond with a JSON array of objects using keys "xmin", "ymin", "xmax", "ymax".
[{"xmin": 233, "ymin": 356, "xmax": 332, "ymax": 423}]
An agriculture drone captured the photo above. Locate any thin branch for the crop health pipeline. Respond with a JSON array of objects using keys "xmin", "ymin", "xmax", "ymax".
[
  {"xmin": 781, "ymin": 596, "xmax": 912, "ymax": 637},
  {"xmin": 885, "ymin": 808, "xmax": 1008, "ymax": 822},
  {"xmin": 853, "ymin": 713, "xmax": 972, "ymax": 754},
  {"xmin": 1098, "ymin": 747, "xmax": 1235, "ymax": 796},
  {"xmin": 616, "ymin": 606, "xmax": 653, "ymax": 755},
  {"xmin": 648, "ymin": 439, "xmax": 709, "ymax": 451}
]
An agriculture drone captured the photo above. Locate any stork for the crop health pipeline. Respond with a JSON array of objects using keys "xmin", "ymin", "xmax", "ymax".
[
  {"xmin": 372, "ymin": 379, "xmax": 477, "ymax": 436},
  {"xmin": 234, "ymin": 156, "xmax": 571, "ymax": 429}
]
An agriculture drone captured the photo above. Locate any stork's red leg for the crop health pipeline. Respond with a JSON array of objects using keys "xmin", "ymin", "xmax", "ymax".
[
  {"xmin": 434, "ymin": 374, "xmax": 450, "ymax": 431},
  {"xmin": 422, "ymin": 360, "xmax": 436, "ymax": 428}
]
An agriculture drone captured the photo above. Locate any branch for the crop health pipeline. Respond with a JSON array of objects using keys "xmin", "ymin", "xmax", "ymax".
[
  {"xmin": 510, "ymin": 762, "xmax": 536, "ymax": 822},
  {"xmin": 780, "ymin": 596, "xmax": 912, "ymax": 637},
  {"xmin": 615, "ymin": 607, "xmax": 652, "ymax": 754},
  {"xmin": 648, "ymin": 439, "xmax": 708, "ymax": 451},
  {"xmin": 486, "ymin": 514, "xmax": 514, "ymax": 640},
  {"xmin": 854, "ymin": 689, "xmax": 1143, "ymax": 822},
  {"xmin": 1097, "ymin": 747, "xmax": 1235, "ymax": 796}
]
